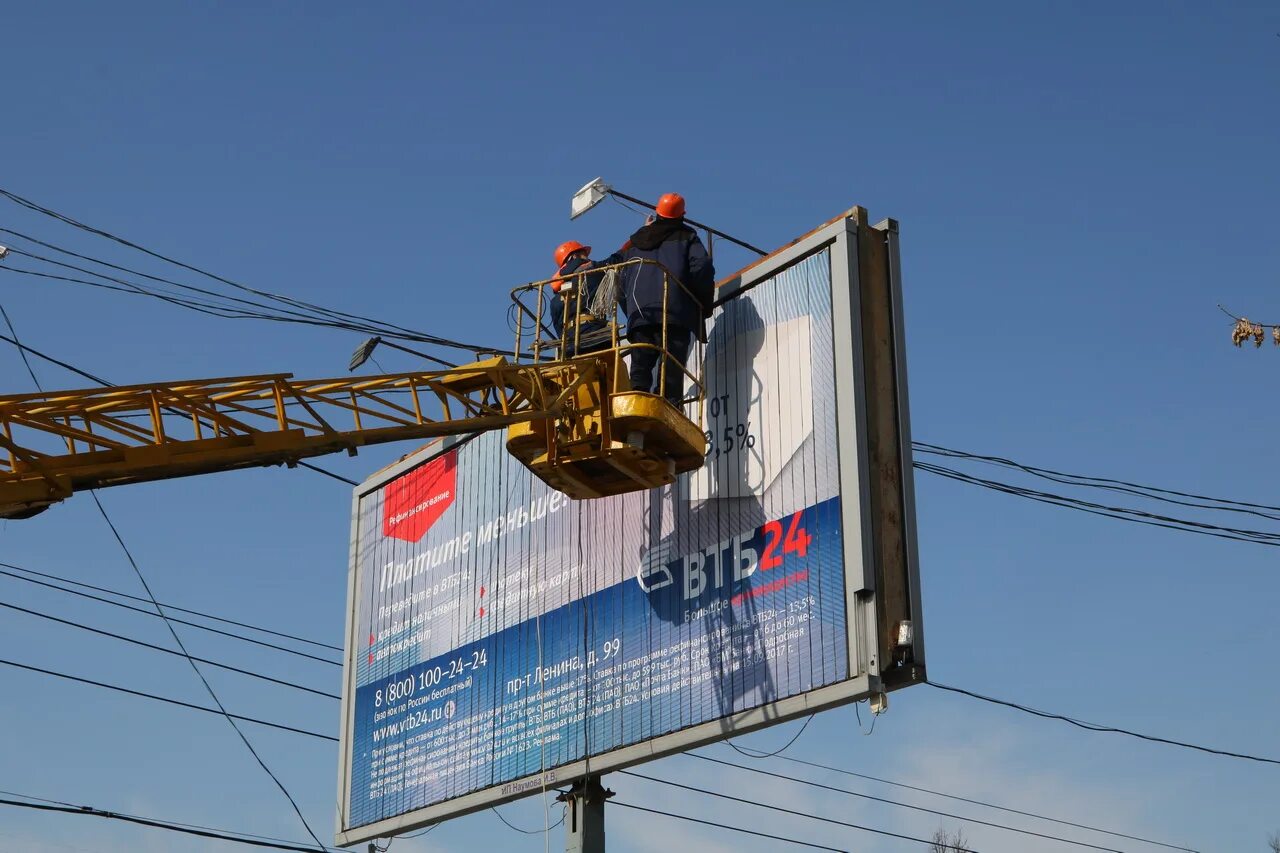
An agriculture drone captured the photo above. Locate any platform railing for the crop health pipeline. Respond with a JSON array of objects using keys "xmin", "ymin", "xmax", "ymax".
[{"xmin": 509, "ymin": 258, "xmax": 706, "ymax": 417}]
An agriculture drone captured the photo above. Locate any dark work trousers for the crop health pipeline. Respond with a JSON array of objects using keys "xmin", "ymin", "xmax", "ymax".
[{"xmin": 627, "ymin": 324, "xmax": 693, "ymax": 405}]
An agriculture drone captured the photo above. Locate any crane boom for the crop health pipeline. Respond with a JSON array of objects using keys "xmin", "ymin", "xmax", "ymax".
[
  {"xmin": 0, "ymin": 257, "xmax": 712, "ymax": 519},
  {"xmin": 0, "ymin": 355, "xmax": 611, "ymax": 519}
]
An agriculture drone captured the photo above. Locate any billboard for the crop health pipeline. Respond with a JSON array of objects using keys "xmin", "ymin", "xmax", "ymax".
[{"xmin": 336, "ymin": 210, "xmax": 922, "ymax": 845}]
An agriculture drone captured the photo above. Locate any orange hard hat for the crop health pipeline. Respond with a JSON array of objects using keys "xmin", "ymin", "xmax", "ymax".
[
  {"xmin": 554, "ymin": 240, "xmax": 591, "ymax": 268},
  {"xmin": 655, "ymin": 192, "xmax": 686, "ymax": 219}
]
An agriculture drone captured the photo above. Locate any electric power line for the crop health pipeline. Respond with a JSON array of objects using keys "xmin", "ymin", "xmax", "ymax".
[
  {"xmin": 619, "ymin": 769, "xmax": 979, "ymax": 851},
  {"xmin": 0, "ymin": 560, "xmax": 340, "ymax": 651},
  {"xmin": 88, "ymin": 491, "xmax": 329, "ymax": 849},
  {"xmin": 0, "ymin": 234, "xmax": 439, "ymax": 335},
  {"xmin": 0, "ymin": 795, "xmax": 332, "ymax": 853},
  {"xmin": 913, "ymin": 460, "xmax": 1280, "ymax": 547},
  {"xmin": 0, "ymin": 597, "xmax": 339, "ymax": 700},
  {"xmin": 0, "ymin": 788, "xmax": 344, "ymax": 851},
  {"xmin": 913, "ymin": 441, "xmax": 1280, "ymax": 521},
  {"xmin": 0, "ymin": 188, "xmax": 497, "ymax": 353},
  {"xmin": 930, "ymin": 681, "xmax": 1280, "ymax": 767},
  {"xmin": 610, "ymin": 800, "xmax": 848, "ymax": 853},
  {"xmin": 0, "ymin": 305, "xmax": 328, "ymax": 849},
  {"xmin": 0, "ymin": 656, "xmax": 335, "ymax": 741},
  {"xmin": 0, "ymin": 566, "xmax": 341, "ymax": 665},
  {"xmin": 725, "ymin": 748, "xmax": 1195, "ymax": 852},
  {"xmin": 686, "ymin": 753, "xmax": 1143, "ymax": 853}
]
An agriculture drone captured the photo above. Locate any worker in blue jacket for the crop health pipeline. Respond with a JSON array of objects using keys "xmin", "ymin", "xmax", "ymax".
[
  {"xmin": 548, "ymin": 241, "xmax": 613, "ymax": 356},
  {"xmin": 602, "ymin": 193, "xmax": 716, "ymax": 405}
]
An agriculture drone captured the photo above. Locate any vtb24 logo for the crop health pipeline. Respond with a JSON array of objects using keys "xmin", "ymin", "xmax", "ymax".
[{"xmin": 636, "ymin": 510, "xmax": 813, "ymax": 601}]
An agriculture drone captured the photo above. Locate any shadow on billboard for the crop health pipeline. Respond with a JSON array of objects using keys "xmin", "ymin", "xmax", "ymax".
[{"xmin": 635, "ymin": 296, "xmax": 779, "ymax": 726}]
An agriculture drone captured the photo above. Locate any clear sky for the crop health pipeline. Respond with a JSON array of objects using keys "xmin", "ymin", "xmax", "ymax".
[{"xmin": 0, "ymin": 2, "xmax": 1277, "ymax": 852}]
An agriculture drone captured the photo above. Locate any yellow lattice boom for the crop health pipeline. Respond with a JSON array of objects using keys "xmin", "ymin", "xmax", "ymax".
[
  {"xmin": 0, "ymin": 356, "xmax": 596, "ymax": 519},
  {"xmin": 0, "ymin": 258, "xmax": 713, "ymax": 519}
]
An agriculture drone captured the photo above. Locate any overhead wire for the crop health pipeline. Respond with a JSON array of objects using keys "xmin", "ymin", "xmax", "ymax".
[
  {"xmin": 0, "ymin": 187, "xmax": 489, "ymax": 350},
  {"xmin": 913, "ymin": 460, "xmax": 1280, "ymax": 547},
  {"xmin": 88, "ymin": 490, "xmax": 330, "ymax": 848},
  {"xmin": 684, "ymin": 754, "xmax": 1139, "ymax": 853},
  {"xmin": 0, "ymin": 795, "xmax": 333, "ymax": 853},
  {"xmin": 0, "ymin": 560, "xmax": 340, "ymax": 651},
  {"xmin": 0, "ymin": 656, "xmax": 335, "ymax": 741},
  {"xmin": 620, "ymin": 769, "xmax": 979, "ymax": 851},
  {"xmin": 491, "ymin": 805, "xmax": 566, "ymax": 835},
  {"xmin": 0, "ymin": 789, "xmax": 343, "ymax": 852},
  {"xmin": 2, "ymin": 244, "xmax": 362, "ymax": 324},
  {"xmin": 0, "ymin": 303, "xmax": 41, "ymax": 388},
  {"xmin": 0, "ymin": 232, "xmax": 449, "ymax": 339},
  {"xmin": 914, "ymin": 441, "xmax": 1280, "ymax": 522},
  {"xmin": 0, "ymin": 597, "xmax": 339, "ymax": 699},
  {"xmin": 0, "ymin": 303, "xmax": 328, "ymax": 849},
  {"xmin": 0, "ymin": 261, "xmax": 467, "ymax": 344},
  {"xmin": 928, "ymin": 681, "xmax": 1280, "ymax": 767},
  {"xmin": 724, "ymin": 748, "xmax": 1195, "ymax": 852},
  {"xmin": 0, "ymin": 566, "xmax": 341, "ymax": 665},
  {"xmin": 725, "ymin": 714, "xmax": 813, "ymax": 759},
  {"xmin": 610, "ymin": 800, "xmax": 847, "ymax": 853},
  {"xmin": 622, "ymin": 768, "xmax": 977, "ymax": 845},
  {"xmin": 0, "ymin": 188, "xmax": 498, "ymax": 353}
]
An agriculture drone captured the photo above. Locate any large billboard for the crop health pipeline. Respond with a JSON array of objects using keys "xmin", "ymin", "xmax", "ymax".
[{"xmin": 336, "ymin": 210, "xmax": 922, "ymax": 845}]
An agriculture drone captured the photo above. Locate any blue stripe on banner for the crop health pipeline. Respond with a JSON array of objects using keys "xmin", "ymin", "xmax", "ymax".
[{"xmin": 349, "ymin": 496, "xmax": 846, "ymax": 825}]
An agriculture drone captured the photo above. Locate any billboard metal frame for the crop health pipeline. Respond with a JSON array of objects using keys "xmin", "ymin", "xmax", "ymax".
[{"xmin": 335, "ymin": 207, "xmax": 923, "ymax": 846}]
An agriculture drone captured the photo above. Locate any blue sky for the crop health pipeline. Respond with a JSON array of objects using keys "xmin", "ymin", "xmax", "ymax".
[{"xmin": 0, "ymin": 2, "xmax": 1277, "ymax": 852}]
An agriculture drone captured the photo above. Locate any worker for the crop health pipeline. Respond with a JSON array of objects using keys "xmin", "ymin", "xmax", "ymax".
[
  {"xmin": 606, "ymin": 193, "xmax": 715, "ymax": 405},
  {"xmin": 549, "ymin": 240, "xmax": 613, "ymax": 355}
]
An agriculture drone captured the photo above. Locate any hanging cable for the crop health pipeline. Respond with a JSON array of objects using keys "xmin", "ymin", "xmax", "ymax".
[
  {"xmin": 914, "ymin": 441, "xmax": 1280, "ymax": 521},
  {"xmin": 719, "ymin": 748, "xmax": 1196, "ymax": 852},
  {"xmin": 0, "ymin": 560, "xmax": 340, "ymax": 650},
  {"xmin": 0, "ymin": 303, "xmax": 328, "ymax": 848},
  {"xmin": 88, "ymin": 491, "xmax": 330, "ymax": 848},
  {"xmin": 725, "ymin": 714, "xmax": 813, "ymax": 759},
  {"xmin": 619, "ymin": 771, "xmax": 979, "ymax": 851},
  {"xmin": 914, "ymin": 461, "xmax": 1280, "ymax": 547},
  {"xmin": 0, "ymin": 567, "xmax": 341, "ymax": 665},
  {"xmin": 0, "ymin": 795, "xmax": 333, "ymax": 852},
  {"xmin": 491, "ymin": 805, "xmax": 566, "ymax": 835},
  {"xmin": 0, "ymin": 189, "xmax": 498, "ymax": 352},
  {"xmin": 0, "ymin": 597, "xmax": 339, "ymax": 699},
  {"xmin": 683, "ymin": 754, "xmax": 1138, "ymax": 853},
  {"xmin": 929, "ymin": 681, "xmax": 1280, "ymax": 767},
  {"xmin": 0, "ymin": 657, "xmax": 335, "ymax": 741},
  {"xmin": 610, "ymin": 800, "xmax": 855, "ymax": 852},
  {"xmin": 0, "ymin": 788, "xmax": 343, "ymax": 851}
]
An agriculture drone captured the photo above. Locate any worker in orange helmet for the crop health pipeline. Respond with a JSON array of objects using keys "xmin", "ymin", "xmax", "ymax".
[
  {"xmin": 598, "ymin": 192, "xmax": 715, "ymax": 406},
  {"xmin": 548, "ymin": 240, "xmax": 613, "ymax": 355}
]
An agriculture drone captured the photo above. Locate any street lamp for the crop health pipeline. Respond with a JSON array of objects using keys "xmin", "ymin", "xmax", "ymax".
[
  {"xmin": 348, "ymin": 336, "xmax": 455, "ymax": 372},
  {"xmin": 569, "ymin": 178, "xmax": 767, "ymax": 257}
]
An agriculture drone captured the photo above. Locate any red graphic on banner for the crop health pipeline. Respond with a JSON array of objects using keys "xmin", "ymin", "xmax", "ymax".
[{"xmin": 382, "ymin": 451, "xmax": 457, "ymax": 542}]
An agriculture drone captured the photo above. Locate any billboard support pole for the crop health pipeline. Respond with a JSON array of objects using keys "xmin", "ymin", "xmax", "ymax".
[{"xmin": 558, "ymin": 776, "xmax": 613, "ymax": 853}]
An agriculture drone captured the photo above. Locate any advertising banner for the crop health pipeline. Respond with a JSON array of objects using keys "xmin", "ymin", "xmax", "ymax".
[{"xmin": 337, "ymin": 225, "xmax": 908, "ymax": 843}]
